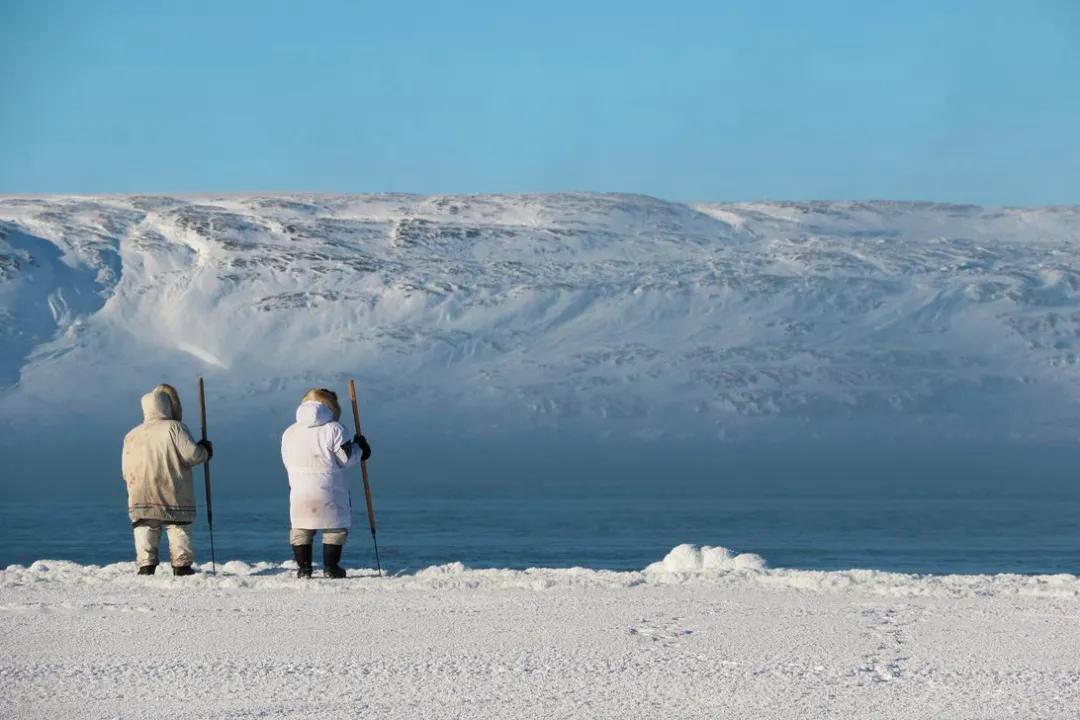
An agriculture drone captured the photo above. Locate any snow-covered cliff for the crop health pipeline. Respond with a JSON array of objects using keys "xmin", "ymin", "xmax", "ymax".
[{"xmin": 3, "ymin": 193, "xmax": 1078, "ymax": 449}]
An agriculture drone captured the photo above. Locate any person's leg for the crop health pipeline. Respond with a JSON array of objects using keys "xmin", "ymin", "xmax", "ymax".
[
  {"xmin": 165, "ymin": 523, "xmax": 195, "ymax": 575},
  {"xmin": 323, "ymin": 528, "xmax": 348, "ymax": 546},
  {"xmin": 322, "ymin": 528, "xmax": 348, "ymax": 579},
  {"xmin": 289, "ymin": 528, "xmax": 316, "ymax": 546},
  {"xmin": 133, "ymin": 520, "xmax": 162, "ymax": 574},
  {"xmin": 290, "ymin": 528, "xmax": 315, "ymax": 578}
]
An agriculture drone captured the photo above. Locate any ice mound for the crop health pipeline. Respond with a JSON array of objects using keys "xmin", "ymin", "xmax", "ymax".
[
  {"xmin": 415, "ymin": 562, "xmax": 468, "ymax": 577},
  {"xmin": 644, "ymin": 544, "xmax": 767, "ymax": 574}
]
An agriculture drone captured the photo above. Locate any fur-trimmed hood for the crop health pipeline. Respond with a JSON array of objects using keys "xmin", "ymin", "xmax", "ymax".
[
  {"xmin": 153, "ymin": 384, "xmax": 183, "ymax": 422},
  {"xmin": 295, "ymin": 401, "xmax": 333, "ymax": 428},
  {"xmin": 141, "ymin": 391, "xmax": 175, "ymax": 422},
  {"xmin": 301, "ymin": 388, "xmax": 342, "ymax": 421}
]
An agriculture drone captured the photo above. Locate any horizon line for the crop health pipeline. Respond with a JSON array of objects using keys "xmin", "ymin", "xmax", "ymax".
[{"xmin": 1, "ymin": 191, "xmax": 1076, "ymax": 211}]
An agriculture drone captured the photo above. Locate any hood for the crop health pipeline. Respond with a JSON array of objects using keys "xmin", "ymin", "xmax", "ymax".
[
  {"xmin": 141, "ymin": 391, "xmax": 175, "ymax": 422},
  {"xmin": 301, "ymin": 388, "xmax": 342, "ymax": 421},
  {"xmin": 153, "ymin": 384, "xmax": 182, "ymax": 422},
  {"xmin": 295, "ymin": 401, "xmax": 333, "ymax": 428}
]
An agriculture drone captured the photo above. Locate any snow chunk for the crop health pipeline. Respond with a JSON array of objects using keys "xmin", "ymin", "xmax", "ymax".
[
  {"xmin": 415, "ymin": 562, "xmax": 468, "ymax": 577},
  {"xmin": 220, "ymin": 560, "xmax": 253, "ymax": 575},
  {"xmin": 645, "ymin": 544, "xmax": 767, "ymax": 574}
]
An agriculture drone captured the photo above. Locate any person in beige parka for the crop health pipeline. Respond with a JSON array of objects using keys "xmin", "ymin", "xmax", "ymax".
[{"xmin": 121, "ymin": 384, "xmax": 213, "ymax": 576}]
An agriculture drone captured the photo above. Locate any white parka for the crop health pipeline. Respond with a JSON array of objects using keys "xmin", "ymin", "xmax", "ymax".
[{"xmin": 281, "ymin": 401, "xmax": 357, "ymax": 529}]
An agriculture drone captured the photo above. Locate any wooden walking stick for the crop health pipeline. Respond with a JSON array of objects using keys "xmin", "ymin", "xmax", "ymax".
[
  {"xmin": 197, "ymin": 377, "xmax": 217, "ymax": 576},
  {"xmin": 348, "ymin": 379, "xmax": 381, "ymax": 576}
]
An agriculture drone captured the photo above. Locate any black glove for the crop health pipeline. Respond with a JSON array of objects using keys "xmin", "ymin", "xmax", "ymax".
[
  {"xmin": 354, "ymin": 434, "xmax": 372, "ymax": 461},
  {"xmin": 197, "ymin": 439, "xmax": 214, "ymax": 461}
]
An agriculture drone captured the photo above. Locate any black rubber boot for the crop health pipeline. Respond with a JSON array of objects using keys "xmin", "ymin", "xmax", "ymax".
[
  {"xmin": 172, "ymin": 565, "xmax": 196, "ymax": 576},
  {"xmin": 137, "ymin": 564, "xmax": 157, "ymax": 576},
  {"xmin": 323, "ymin": 543, "xmax": 346, "ymax": 579},
  {"xmin": 293, "ymin": 544, "xmax": 313, "ymax": 579}
]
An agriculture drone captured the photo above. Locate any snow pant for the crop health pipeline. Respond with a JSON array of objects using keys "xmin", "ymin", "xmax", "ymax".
[
  {"xmin": 133, "ymin": 520, "xmax": 194, "ymax": 568},
  {"xmin": 290, "ymin": 528, "xmax": 348, "ymax": 546}
]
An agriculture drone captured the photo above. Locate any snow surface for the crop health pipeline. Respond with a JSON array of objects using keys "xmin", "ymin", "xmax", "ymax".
[
  {"xmin": 2, "ymin": 194, "xmax": 1079, "ymax": 445},
  {"xmin": 3, "ymin": 545, "xmax": 1079, "ymax": 719}
]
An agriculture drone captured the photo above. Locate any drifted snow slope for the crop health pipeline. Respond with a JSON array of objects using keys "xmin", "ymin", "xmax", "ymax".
[
  {"xmin": 1, "ymin": 194, "xmax": 1079, "ymax": 446},
  {"xmin": 3, "ymin": 546, "xmax": 1079, "ymax": 719}
]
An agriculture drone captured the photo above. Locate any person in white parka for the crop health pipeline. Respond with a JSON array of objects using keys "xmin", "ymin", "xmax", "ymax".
[{"xmin": 281, "ymin": 388, "xmax": 372, "ymax": 578}]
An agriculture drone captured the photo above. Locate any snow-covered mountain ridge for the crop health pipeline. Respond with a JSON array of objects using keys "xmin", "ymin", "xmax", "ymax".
[{"xmin": 1, "ymin": 193, "xmax": 1079, "ymax": 444}]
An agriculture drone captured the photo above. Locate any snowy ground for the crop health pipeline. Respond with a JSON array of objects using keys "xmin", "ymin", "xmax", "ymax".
[{"xmin": 3, "ymin": 546, "xmax": 1079, "ymax": 719}]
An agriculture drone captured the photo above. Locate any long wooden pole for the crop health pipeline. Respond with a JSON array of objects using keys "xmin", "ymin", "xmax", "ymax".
[
  {"xmin": 197, "ymin": 377, "xmax": 217, "ymax": 576},
  {"xmin": 348, "ymin": 379, "xmax": 381, "ymax": 576}
]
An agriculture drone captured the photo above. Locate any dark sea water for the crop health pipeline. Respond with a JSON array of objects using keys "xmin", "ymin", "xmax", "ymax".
[{"xmin": 2, "ymin": 492, "xmax": 1079, "ymax": 575}]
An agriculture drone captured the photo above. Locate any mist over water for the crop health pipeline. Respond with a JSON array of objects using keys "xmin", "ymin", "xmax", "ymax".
[{"xmin": 3, "ymin": 413, "xmax": 1078, "ymax": 501}]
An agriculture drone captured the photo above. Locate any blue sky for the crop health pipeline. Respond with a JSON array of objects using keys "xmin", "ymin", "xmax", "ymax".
[{"xmin": 1, "ymin": 0, "xmax": 1077, "ymax": 204}]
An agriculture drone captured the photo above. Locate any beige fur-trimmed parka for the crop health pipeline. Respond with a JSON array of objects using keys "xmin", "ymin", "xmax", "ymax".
[{"xmin": 121, "ymin": 390, "xmax": 209, "ymax": 523}]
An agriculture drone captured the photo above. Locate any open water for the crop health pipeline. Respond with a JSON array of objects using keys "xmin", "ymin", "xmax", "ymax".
[{"xmin": 2, "ymin": 492, "xmax": 1079, "ymax": 575}]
